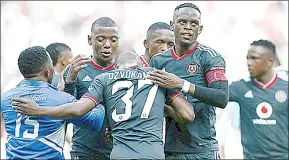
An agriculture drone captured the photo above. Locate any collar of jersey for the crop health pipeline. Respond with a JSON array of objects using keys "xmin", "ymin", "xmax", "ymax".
[
  {"xmin": 127, "ymin": 64, "xmax": 140, "ymax": 69},
  {"xmin": 89, "ymin": 56, "xmax": 115, "ymax": 70},
  {"xmin": 253, "ymin": 72, "xmax": 278, "ymax": 89},
  {"xmin": 23, "ymin": 80, "xmax": 57, "ymax": 90},
  {"xmin": 139, "ymin": 56, "xmax": 149, "ymax": 67},
  {"xmin": 171, "ymin": 41, "xmax": 199, "ymax": 60}
]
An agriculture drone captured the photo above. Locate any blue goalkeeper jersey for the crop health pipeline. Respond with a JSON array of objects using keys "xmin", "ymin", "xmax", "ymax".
[{"xmin": 1, "ymin": 80, "xmax": 104, "ymax": 159}]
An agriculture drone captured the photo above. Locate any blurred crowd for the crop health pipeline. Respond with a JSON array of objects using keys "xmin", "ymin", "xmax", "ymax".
[{"xmin": 1, "ymin": 1, "xmax": 288, "ymax": 159}]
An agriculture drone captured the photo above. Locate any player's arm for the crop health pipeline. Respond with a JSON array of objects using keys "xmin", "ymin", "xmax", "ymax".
[
  {"xmin": 148, "ymin": 69, "xmax": 228, "ymax": 108},
  {"xmin": 12, "ymin": 74, "xmax": 105, "ymax": 118},
  {"xmin": 192, "ymin": 80, "xmax": 228, "ymax": 109},
  {"xmin": 164, "ymin": 103, "xmax": 188, "ymax": 122},
  {"xmin": 12, "ymin": 97, "xmax": 96, "ymax": 118},
  {"xmin": 148, "ymin": 52, "xmax": 229, "ymax": 108},
  {"xmin": 165, "ymin": 91, "xmax": 195, "ymax": 123},
  {"xmin": 228, "ymin": 81, "xmax": 239, "ymax": 102},
  {"xmin": 68, "ymin": 104, "xmax": 105, "ymax": 132},
  {"xmin": 12, "ymin": 97, "xmax": 104, "ymax": 132}
]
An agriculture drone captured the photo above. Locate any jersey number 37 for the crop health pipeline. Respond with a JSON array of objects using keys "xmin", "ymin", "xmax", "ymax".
[{"xmin": 112, "ymin": 79, "xmax": 158, "ymax": 122}]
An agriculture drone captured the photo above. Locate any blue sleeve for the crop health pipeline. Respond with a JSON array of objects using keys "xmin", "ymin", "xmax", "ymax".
[
  {"xmin": 67, "ymin": 104, "xmax": 105, "ymax": 132},
  {"xmin": 65, "ymin": 94, "xmax": 104, "ymax": 132}
]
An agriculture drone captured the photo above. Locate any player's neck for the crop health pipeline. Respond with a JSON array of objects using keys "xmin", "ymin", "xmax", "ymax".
[
  {"xmin": 255, "ymin": 69, "xmax": 275, "ymax": 85},
  {"xmin": 25, "ymin": 76, "xmax": 48, "ymax": 83},
  {"xmin": 92, "ymin": 56, "xmax": 114, "ymax": 67},
  {"xmin": 175, "ymin": 41, "xmax": 197, "ymax": 57},
  {"xmin": 143, "ymin": 51, "xmax": 150, "ymax": 64},
  {"xmin": 54, "ymin": 64, "xmax": 63, "ymax": 74}
]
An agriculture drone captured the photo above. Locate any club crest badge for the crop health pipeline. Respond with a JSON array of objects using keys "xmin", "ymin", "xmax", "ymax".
[
  {"xmin": 186, "ymin": 62, "xmax": 198, "ymax": 75},
  {"xmin": 275, "ymin": 90, "xmax": 287, "ymax": 103}
]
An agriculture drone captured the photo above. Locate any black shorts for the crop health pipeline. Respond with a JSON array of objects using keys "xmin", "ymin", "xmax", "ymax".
[{"xmin": 165, "ymin": 151, "xmax": 220, "ymax": 160}]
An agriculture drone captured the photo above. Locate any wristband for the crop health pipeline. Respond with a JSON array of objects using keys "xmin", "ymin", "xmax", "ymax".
[{"xmin": 182, "ymin": 80, "xmax": 190, "ymax": 93}]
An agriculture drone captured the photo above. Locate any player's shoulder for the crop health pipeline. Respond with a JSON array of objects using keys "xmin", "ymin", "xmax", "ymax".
[
  {"xmin": 150, "ymin": 48, "xmax": 172, "ymax": 61},
  {"xmin": 55, "ymin": 90, "xmax": 76, "ymax": 102},
  {"xmin": 197, "ymin": 43, "xmax": 223, "ymax": 58},
  {"xmin": 1, "ymin": 87, "xmax": 25, "ymax": 109},
  {"xmin": 1, "ymin": 87, "xmax": 17, "ymax": 103},
  {"xmin": 41, "ymin": 85, "xmax": 75, "ymax": 103},
  {"xmin": 230, "ymin": 77, "xmax": 251, "ymax": 86},
  {"xmin": 138, "ymin": 66, "xmax": 155, "ymax": 72},
  {"xmin": 90, "ymin": 71, "xmax": 107, "ymax": 81}
]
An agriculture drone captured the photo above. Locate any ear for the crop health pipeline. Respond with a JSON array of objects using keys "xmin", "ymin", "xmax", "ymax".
[
  {"xmin": 88, "ymin": 35, "xmax": 92, "ymax": 45},
  {"xmin": 143, "ymin": 39, "xmax": 148, "ymax": 49},
  {"xmin": 198, "ymin": 25, "xmax": 203, "ymax": 35},
  {"xmin": 60, "ymin": 57, "xmax": 66, "ymax": 66},
  {"xmin": 117, "ymin": 36, "xmax": 120, "ymax": 48},
  {"xmin": 170, "ymin": 21, "xmax": 174, "ymax": 31},
  {"xmin": 268, "ymin": 57, "xmax": 274, "ymax": 67}
]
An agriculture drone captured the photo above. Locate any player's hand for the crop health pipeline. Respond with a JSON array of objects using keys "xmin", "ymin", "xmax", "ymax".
[
  {"xmin": 147, "ymin": 69, "xmax": 183, "ymax": 89},
  {"xmin": 66, "ymin": 55, "xmax": 91, "ymax": 83},
  {"xmin": 11, "ymin": 98, "xmax": 40, "ymax": 116}
]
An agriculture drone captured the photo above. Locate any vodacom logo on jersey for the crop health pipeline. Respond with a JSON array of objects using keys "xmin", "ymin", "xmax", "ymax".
[{"xmin": 253, "ymin": 102, "xmax": 276, "ymax": 125}]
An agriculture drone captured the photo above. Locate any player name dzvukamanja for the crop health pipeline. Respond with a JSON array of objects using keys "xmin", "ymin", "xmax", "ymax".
[{"xmin": 108, "ymin": 70, "xmax": 147, "ymax": 80}]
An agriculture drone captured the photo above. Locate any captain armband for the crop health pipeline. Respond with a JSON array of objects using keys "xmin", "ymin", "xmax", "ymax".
[{"xmin": 205, "ymin": 69, "xmax": 227, "ymax": 86}]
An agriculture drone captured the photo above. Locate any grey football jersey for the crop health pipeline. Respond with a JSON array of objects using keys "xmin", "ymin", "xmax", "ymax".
[
  {"xmin": 229, "ymin": 73, "xmax": 288, "ymax": 159},
  {"xmin": 83, "ymin": 67, "xmax": 180, "ymax": 159}
]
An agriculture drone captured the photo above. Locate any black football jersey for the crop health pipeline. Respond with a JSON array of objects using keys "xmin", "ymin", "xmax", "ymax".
[
  {"xmin": 63, "ymin": 59, "xmax": 114, "ymax": 158},
  {"xmin": 229, "ymin": 73, "xmax": 288, "ymax": 159},
  {"xmin": 150, "ymin": 42, "xmax": 226, "ymax": 153}
]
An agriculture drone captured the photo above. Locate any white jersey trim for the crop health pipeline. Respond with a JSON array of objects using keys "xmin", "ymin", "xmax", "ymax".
[{"xmin": 38, "ymin": 123, "xmax": 66, "ymax": 154}]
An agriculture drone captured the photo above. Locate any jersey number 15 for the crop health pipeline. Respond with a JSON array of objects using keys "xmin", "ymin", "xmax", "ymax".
[
  {"xmin": 15, "ymin": 113, "xmax": 39, "ymax": 138},
  {"xmin": 112, "ymin": 79, "xmax": 158, "ymax": 122}
]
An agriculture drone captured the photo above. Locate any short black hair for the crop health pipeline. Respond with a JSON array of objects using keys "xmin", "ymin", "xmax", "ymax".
[
  {"xmin": 115, "ymin": 51, "xmax": 142, "ymax": 67},
  {"xmin": 46, "ymin": 43, "xmax": 71, "ymax": 66},
  {"xmin": 91, "ymin": 17, "xmax": 118, "ymax": 32},
  {"xmin": 18, "ymin": 46, "xmax": 51, "ymax": 78},
  {"xmin": 146, "ymin": 22, "xmax": 171, "ymax": 35},
  {"xmin": 174, "ymin": 3, "xmax": 201, "ymax": 14},
  {"xmin": 250, "ymin": 39, "xmax": 276, "ymax": 56}
]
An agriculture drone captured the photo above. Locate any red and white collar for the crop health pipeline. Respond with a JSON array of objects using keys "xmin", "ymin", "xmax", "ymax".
[
  {"xmin": 139, "ymin": 56, "xmax": 149, "ymax": 67},
  {"xmin": 90, "ymin": 60, "xmax": 115, "ymax": 70},
  {"xmin": 253, "ymin": 72, "xmax": 278, "ymax": 89},
  {"xmin": 171, "ymin": 41, "xmax": 199, "ymax": 60}
]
